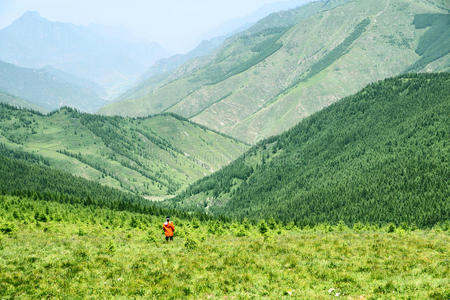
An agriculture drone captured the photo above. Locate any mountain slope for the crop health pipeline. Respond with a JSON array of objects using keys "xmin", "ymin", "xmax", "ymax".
[
  {"xmin": 102, "ymin": 0, "xmax": 449, "ymax": 144},
  {"xmin": 0, "ymin": 60, "xmax": 106, "ymax": 112},
  {"xmin": 171, "ymin": 73, "xmax": 450, "ymax": 227},
  {"xmin": 0, "ymin": 11, "xmax": 169, "ymax": 95},
  {"xmin": 203, "ymin": 0, "xmax": 312, "ymax": 40},
  {"xmin": 0, "ymin": 105, "xmax": 248, "ymax": 197},
  {"xmin": 0, "ymin": 91, "xmax": 47, "ymax": 113},
  {"xmin": 99, "ymin": 0, "xmax": 329, "ymax": 117},
  {"xmin": 116, "ymin": 36, "xmax": 228, "ymax": 103}
]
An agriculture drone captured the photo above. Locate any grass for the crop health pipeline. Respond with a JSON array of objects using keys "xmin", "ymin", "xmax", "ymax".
[{"xmin": 0, "ymin": 195, "xmax": 448, "ymax": 299}]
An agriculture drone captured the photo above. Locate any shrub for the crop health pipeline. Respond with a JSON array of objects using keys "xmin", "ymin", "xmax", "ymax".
[{"xmin": 184, "ymin": 238, "xmax": 198, "ymax": 250}]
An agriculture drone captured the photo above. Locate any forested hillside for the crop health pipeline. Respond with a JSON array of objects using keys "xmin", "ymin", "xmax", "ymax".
[
  {"xmin": 0, "ymin": 143, "xmax": 448, "ymax": 298},
  {"xmin": 101, "ymin": 0, "xmax": 449, "ymax": 144},
  {"xmin": 172, "ymin": 73, "xmax": 450, "ymax": 227},
  {"xmin": 0, "ymin": 106, "xmax": 248, "ymax": 197}
]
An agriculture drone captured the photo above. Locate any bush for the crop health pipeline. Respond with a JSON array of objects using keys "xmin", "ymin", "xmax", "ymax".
[
  {"xmin": 259, "ymin": 220, "xmax": 269, "ymax": 235},
  {"xmin": 184, "ymin": 238, "xmax": 198, "ymax": 250},
  {"xmin": 0, "ymin": 223, "xmax": 15, "ymax": 235}
]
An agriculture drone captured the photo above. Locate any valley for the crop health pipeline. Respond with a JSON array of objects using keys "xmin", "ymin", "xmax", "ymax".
[
  {"xmin": 0, "ymin": 0, "xmax": 449, "ymax": 298},
  {"xmin": 0, "ymin": 105, "xmax": 248, "ymax": 196}
]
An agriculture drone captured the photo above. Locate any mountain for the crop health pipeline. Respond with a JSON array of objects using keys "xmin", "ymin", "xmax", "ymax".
[
  {"xmin": 170, "ymin": 73, "xmax": 450, "ymax": 227},
  {"xmin": 101, "ymin": 0, "xmax": 450, "ymax": 143},
  {"xmin": 0, "ymin": 105, "xmax": 248, "ymax": 197},
  {"xmin": 0, "ymin": 91, "xmax": 47, "ymax": 113},
  {"xmin": 100, "ymin": 0, "xmax": 326, "ymax": 116},
  {"xmin": 0, "ymin": 60, "xmax": 106, "ymax": 112},
  {"xmin": 0, "ymin": 11, "xmax": 169, "ymax": 96},
  {"xmin": 117, "ymin": 36, "xmax": 228, "ymax": 103},
  {"xmin": 202, "ymin": 0, "xmax": 312, "ymax": 40}
]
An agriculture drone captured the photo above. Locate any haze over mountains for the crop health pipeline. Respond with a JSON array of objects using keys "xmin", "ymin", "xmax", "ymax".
[
  {"xmin": 102, "ymin": 0, "xmax": 450, "ymax": 144},
  {"xmin": 0, "ymin": 11, "xmax": 169, "ymax": 97},
  {"xmin": 202, "ymin": 0, "xmax": 311, "ymax": 40},
  {"xmin": 0, "ymin": 60, "xmax": 106, "ymax": 112}
]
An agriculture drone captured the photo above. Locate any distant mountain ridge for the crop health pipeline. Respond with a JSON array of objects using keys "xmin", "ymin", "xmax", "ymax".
[
  {"xmin": 0, "ymin": 60, "xmax": 106, "ymax": 112},
  {"xmin": 0, "ymin": 91, "xmax": 47, "ymax": 113},
  {"xmin": 202, "ymin": 0, "xmax": 312, "ymax": 40},
  {"xmin": 101, "ymin": 0, "xmax": 450, "ymax": 143},
  {"xmin": 0, "ymin": 11, "xmax": 169, "ymax": 96}
]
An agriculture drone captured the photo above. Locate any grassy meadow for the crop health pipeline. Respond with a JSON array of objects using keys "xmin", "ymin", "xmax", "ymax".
[{"xmin": 0, "ymin": 195, "xmax": 448, "ymax": 299}]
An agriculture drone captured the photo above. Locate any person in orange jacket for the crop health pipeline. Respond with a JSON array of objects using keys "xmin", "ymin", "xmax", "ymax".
[{"xmin": 163, "ymin": 216, "xmax": 175, "ymax": 241}]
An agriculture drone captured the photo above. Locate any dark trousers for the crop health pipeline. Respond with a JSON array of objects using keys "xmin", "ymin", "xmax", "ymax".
[{"xmin": 165, "ymin": 236, "xmax": 173, "ymax": 241}]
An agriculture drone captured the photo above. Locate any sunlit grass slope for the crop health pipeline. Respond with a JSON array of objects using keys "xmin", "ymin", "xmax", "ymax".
[{"xmin": 0, "ymin": 106, "xmax": 248, "ymax": 197}]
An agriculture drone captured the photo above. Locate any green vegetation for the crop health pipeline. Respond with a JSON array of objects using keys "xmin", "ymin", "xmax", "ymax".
[
  {"xmin": 0, "ymin": 149, "xmax": 215, "ymax": 220},
  {"xmin": 0, "ymin": 61, "xmax": 106, "ymax": 112},
  {"xmin": 0, "ymin": 193, "xmax": 449, "ymax": 298},
  {"xmin": 0, "ymin": 105, "xmax": 248, "ymax": 196},
  {"xmin": 173, "ymin": 73, "xmax": 450, "ymax": 227},
  {"xmin": 101, "ymin": 0, "xmax": 449, "ymax": 144},
  {"xmin": 406, "ymin": 13, "xmax": 450, "ymax": 72}
]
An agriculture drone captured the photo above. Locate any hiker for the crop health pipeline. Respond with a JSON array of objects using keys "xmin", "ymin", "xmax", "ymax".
[{"xmin": 163, "ymin": 216, "xmax": 175, "ymax": 241}]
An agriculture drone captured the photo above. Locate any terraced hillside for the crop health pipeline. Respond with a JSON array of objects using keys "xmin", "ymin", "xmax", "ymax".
[
  {"xmin": 0, "ymin": 105, "xmax": 248, "ymax": 197},
  {"xmin": 101, "ymin": 0, "xmax": 450, "ymax": 143},
  {"xmin": 171, "ymin": 73, "xmax": 450, "ymax": 227}
]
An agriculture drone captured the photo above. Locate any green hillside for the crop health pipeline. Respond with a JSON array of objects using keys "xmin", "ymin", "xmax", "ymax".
[
  {"xmin": 0, "ymin": 115, "xmax": 448, "ymax": 298},
  {"xmin": 0, "ymin": 152, "xmax": 448, "ymax": 298},
  {"xmin": 0, "ymin": 91, "xmax": 47, "ymax": 113},
  {"xmin": 0, "ymin": 60, "xmax": 106, "ymax": 112},
  {"xmin": 171, "ymin": 73, "xmax": 450, "ymax": 227},
  {"xmin": 0, "ymin": 105, "xmax": 248, "ymax": 197},
  {"xmin": 101, "ymin": 0, "xmax": 449, "ymax": 144}
]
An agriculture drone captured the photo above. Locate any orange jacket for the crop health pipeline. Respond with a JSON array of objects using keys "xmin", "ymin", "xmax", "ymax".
[{"xmin": 163, "ymin": 221, "xmax": 175, "ymax": 237}]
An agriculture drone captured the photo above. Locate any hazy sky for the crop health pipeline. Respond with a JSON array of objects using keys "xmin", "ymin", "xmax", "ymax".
[{"xmin": 0, "ymin": 0, "xmax": 290, "ymax": 53}]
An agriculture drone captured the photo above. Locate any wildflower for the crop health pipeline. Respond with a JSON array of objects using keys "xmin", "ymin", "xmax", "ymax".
[{"xmin": 328, "ymin": 288, "xmax": 335, "ymax": 294}]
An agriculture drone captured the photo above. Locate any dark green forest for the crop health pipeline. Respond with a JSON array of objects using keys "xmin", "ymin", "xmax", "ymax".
[
  {"xmin": 173, "ymin": 73, "xmax": 450, "ymax": 227},
  {"xmin": 0, "ymin": 148, "xmax": 212, "ymax": 221}
]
